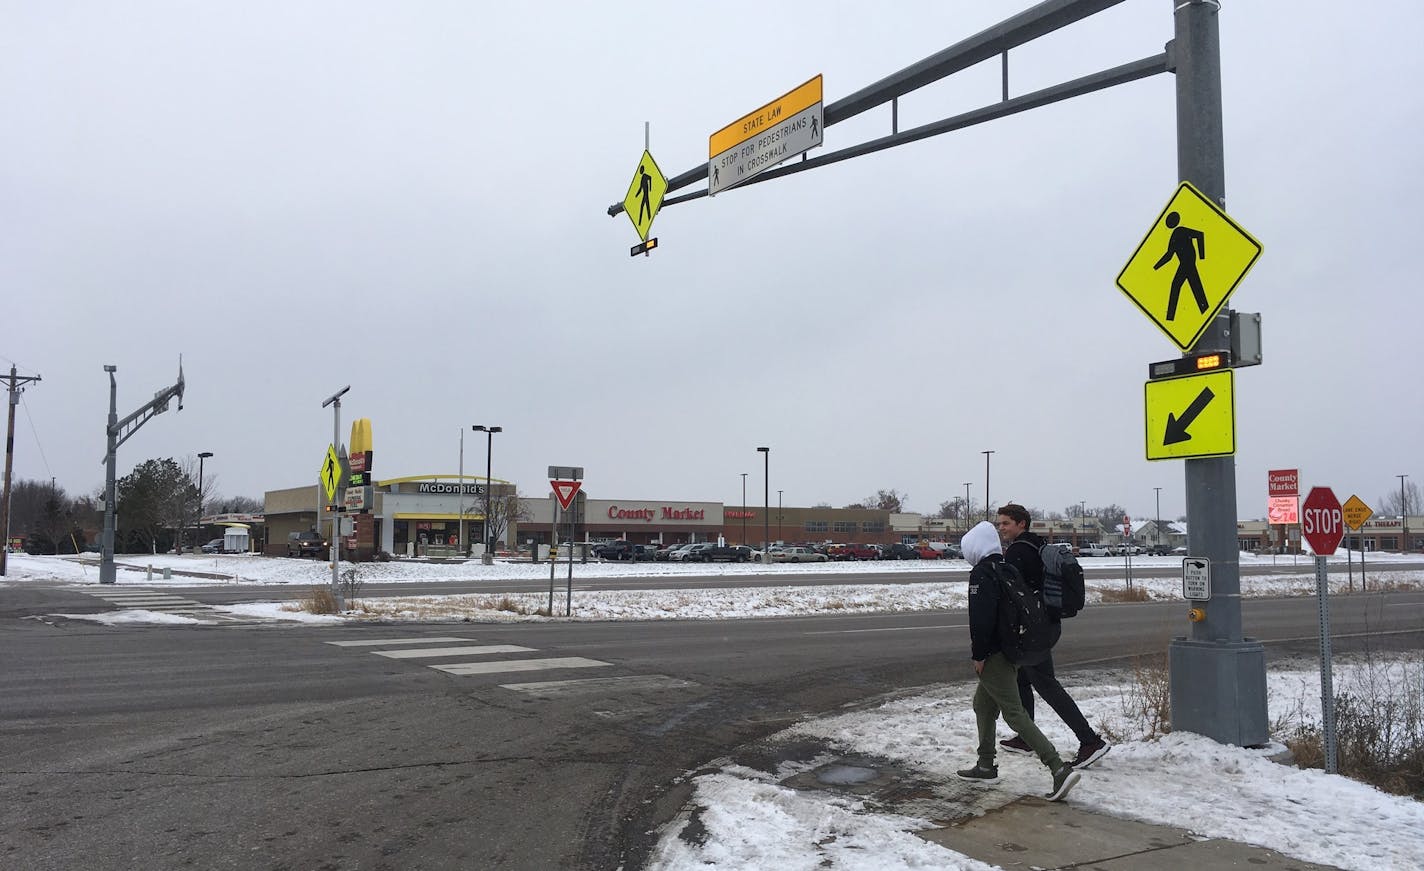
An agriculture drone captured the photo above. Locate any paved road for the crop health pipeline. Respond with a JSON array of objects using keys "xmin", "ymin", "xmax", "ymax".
[{"xmin": 3, "ymin": 588, "xmax": 1421, "ymax": 869}]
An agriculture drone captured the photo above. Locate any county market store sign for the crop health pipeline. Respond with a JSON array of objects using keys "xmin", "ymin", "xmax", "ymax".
[{"xmin": 586, "ymin": 500, "xmax": 720, "ymax": 527}]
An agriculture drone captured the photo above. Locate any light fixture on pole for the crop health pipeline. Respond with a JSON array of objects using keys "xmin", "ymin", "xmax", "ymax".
[
  {"xmin": 981, "ymin": 451, "xmax": 995, "ymax": 520},
  {"xmin": 741, "ymin": 472, "xmax": 748, "ymax": 545},
  {"xmin": 756, "ymin": 447, "xmax": 770, "ymax": 559},
  {"xmin": 196, "ymin": 451, "xmax": 213, "ymax": 550},
  {"xmin": 472, "ymin": 425, "xmax": 502, "ymax": 564}
]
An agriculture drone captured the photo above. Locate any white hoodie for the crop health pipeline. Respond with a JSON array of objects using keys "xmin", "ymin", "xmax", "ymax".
[{"xmin": 961, "ymin": 520, "xmax": 1002, "ymax": 566}]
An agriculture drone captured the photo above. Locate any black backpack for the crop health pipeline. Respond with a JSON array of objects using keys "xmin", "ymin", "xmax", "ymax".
[
  {"xmin": 993, "ymin": 560, "xmax": 1056, "ymax": 666},
  {"xmin": 1039, "ymin": 544, "xmax": 1086, "ymax": 619}
]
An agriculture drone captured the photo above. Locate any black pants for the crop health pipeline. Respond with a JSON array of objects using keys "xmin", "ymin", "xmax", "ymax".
[{"xmin": 1015, "ymin": 651, "xmax": 1099, "ymax": 745}]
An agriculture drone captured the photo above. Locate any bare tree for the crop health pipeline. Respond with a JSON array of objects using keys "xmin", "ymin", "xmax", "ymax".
[
  {"xmin": 848, "ymin": 489, "xmax": 908, "ymax": 512},
  {"xmin": 465, "ymin": 487, "xmax": 530, "ymax": 551},
  {"xmin": 1378, "ymin": 481, "xmax": 1420, "ymax": 517}
]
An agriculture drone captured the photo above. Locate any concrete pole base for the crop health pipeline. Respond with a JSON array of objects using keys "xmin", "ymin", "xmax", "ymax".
[
  {"xmin": 1168, "ymin": 637, "xmax": 1269, "ymax": 747},
  {"xmin": 482, "ymin": 553, "xmax": 494, "ymax": 565}
]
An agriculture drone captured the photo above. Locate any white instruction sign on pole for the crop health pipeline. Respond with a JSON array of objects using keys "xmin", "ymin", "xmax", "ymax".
[{"xmin": 1182, "ymin": 558, "xmax": 1211, "ymax": 600}]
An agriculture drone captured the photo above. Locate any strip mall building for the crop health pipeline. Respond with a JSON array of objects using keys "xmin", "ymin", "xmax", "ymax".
[{"xmin": 262, "ymin": 475, "xmax": 1422, "ymax": 558}]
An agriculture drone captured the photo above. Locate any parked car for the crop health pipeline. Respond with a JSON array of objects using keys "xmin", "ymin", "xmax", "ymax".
[
  {"xmin": 1120, "ymin": 543, "xmax": 1144, "ymax": 556},
  {"xmin": 591, "ymin": 540, "xmax": 655, "ymax": 561},
  {"xmin": 912, "ymin": 544, "xmax": 941, "ymax": 560},
  {"xmin": 286, "ymin": 530, "xmax": 327, "ymax": 558},
  {"xmin": 674, "ymin": 543, "xmax": 717, "ymax": 562},
  {"xmin": 1079, "ymin": 542, "xmax": 1115, "ymax": 557},
  {"xmin": 200, "ymin": 538, "xmax": 224, "ymax": 554},
  {"xmin": 667, "ymin": 543, "xmax": 701, "ymax": 562},
  {"xmin": 882, "ymin": 543, "xmax": 921, "ymax": 560},
  {"xmin": 844, "ymin": 543, "xmax": 881, "ymax": 560},
  {"xmin": 773, "ymin": 546, "xmax": 829, "ymax": 563},
  {"xmin": 699, "ymin": 544, "xmax": 752, "ymax": 562}
]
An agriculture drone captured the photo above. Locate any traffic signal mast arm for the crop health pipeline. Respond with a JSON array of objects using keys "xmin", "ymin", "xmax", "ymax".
[
  {"xmin": 606, "ymin": 0, "xmax": 1163, "ymax": 217},
  {"xmin": 99, "ymin": 364, "xmax": 185, "ymax": 462}
]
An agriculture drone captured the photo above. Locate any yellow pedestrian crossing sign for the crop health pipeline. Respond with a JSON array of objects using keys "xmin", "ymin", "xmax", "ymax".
[
  {"xmin": 320, "ymin": 444, "xmax": 341, "ymax": 501},
  {"xmin": 1117, "ymin": 182, "xmax": 1263, "ymax": 352},
  {"xmin": 1145, "ymin": 369, "xmax": 1235, "ymax": 461},
  {"xmin": 623, "ymin": 150, "xmax": 666, "ymax": 241}
]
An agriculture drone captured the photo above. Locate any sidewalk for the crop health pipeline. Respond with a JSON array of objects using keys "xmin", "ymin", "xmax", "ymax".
[{"xmin": 920, "ymin": 795, "xmax": 1339, "ymax": 870}]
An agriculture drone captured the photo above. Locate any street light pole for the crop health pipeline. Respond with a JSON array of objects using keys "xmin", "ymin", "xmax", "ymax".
[
  {"xmin": 757, "ymin": 447, "xmax": 770, "ymax": 560},
  {"xmin": 321, "ymin": 385, "xmax": 350, "ymax": 609},
  {"xmin": 963, "ymin": 483, "xmax": 971, "ymax": 532},
  {"xmin": 473, "ymin": 425, "xmax": 502, "ymax": 564},
  {"xmin": 1154, "ymin": 487, "xmax": 1162, "ymax": 550},
  {"xmin": 1399, "ymin": 474, "xmax": 1409, "ymax": 552},
  {"xmin": 196, "ymin": 451, "xmax": 213, "ymax": 550},
  {"xmin": 741, "ymin": 472, "xmax": 747, "ymax": 545},
  {"xmin": 777, "ymin": 489, "xmax": 783, "ymax": 544},
  {"xmin": 981, "ymin": 450, "xmax": 995, "ymax": 520},
  {"xmin": 458, "ymin": 429, "xmax": 465, "ymax": 554}
]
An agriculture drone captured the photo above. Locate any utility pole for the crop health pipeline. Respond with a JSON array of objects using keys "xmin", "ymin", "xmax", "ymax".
[
  {"xmin": 1, "ymin": 366, "xmax": 42, "ymax": 576},
  {"xmin": 1166, "ymin": 0, "xmax": 1268, "ymax": 747}
]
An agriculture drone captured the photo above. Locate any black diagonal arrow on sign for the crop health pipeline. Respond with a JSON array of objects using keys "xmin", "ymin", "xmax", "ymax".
[{"xmin": 1163, "ymin": 387, "xmax": 1216, "ymax": 445}]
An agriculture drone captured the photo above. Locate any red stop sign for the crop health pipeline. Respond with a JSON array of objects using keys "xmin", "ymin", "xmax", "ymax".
[{"xmin": 1301, "ymin": 487, "xmax": 1344, "ymax": 555}]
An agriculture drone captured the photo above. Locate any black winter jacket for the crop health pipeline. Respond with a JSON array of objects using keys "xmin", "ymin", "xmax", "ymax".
[{"xmin": 967, "ymin": 554, "xmax": 1004, "ymax": 662}]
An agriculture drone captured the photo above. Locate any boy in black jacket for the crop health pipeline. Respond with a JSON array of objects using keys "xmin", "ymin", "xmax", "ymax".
[
  {"xmin": 958, "ymin": 520, "xmax": 1080, "ymax": 801},
  {"xmin": 997, "ymin": 503, "xmax": 1111, "ymax": 768}
]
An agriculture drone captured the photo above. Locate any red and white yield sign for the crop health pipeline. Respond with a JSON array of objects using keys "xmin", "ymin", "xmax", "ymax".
[
  {"xmin": 551, "ymin": 479, "xmax": 582, "ymax": 511},
  {"xmin": 1301, "ymin": 487, "xmax": 1344, "ymax": 555}
]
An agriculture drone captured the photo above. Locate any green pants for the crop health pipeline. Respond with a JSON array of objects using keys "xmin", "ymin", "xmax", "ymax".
[{"xmin": 973, "ymin": 653, "xmax": 1064, "ymax": 770}]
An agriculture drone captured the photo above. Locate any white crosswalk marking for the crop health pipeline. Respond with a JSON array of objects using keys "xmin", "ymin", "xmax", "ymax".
[
  {"xmin": 325, "ymin": 637, "xmax": 480, "ymax": 647},
  {"xmin": 79, "ymin": 588, "xmax": 254, "ymax": 623},
  {"xmin": 373, "ymin": 645, "xmax": 535, "ymax": 659},
  {"xmin": 500, "ymin": 675, "xmax": 697, "ymax": 696},
  {"xmin": 322, "ymin": 635, "xmax": 691, "ymax": 697},
  {"xmin": 429, "ymin": 657, "xmax": 609, "ymax": 676}
]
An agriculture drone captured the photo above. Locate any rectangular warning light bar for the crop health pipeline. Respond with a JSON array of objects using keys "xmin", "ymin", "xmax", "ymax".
[{"xmin": 1149, "ymin": 350, "xmax": 1233, "ymax": 380}]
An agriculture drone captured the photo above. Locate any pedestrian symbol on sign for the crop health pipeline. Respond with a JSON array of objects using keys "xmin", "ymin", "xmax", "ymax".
[{"xmin": 1153, "ymin": 212, "xmax": 1207, "ymax": 321}]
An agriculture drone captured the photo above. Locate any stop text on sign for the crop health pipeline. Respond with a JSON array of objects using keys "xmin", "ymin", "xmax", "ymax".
[{"xmin": 1302, "ymin": 506, "xmax": 1341, "ymax": 538}]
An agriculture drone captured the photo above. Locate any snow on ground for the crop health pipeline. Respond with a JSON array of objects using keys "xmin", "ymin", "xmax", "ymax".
[
  {"xmin": 8, "ymin": 552, "xmax": 1422, "ymax": 867},
  {"xmin": 4, "ymin": 551, "xmax": 1419, "ymax": 627},
  {"xmin": 651, "ymin": 654, "xmax": 1424, "ymax": 871}
]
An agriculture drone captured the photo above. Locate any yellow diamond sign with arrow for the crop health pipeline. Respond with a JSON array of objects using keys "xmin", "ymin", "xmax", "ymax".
[
  {"xmin": 1117, "ymin": 181, "xmax": 1263, "ymax": 351},
  {"xmin": 622, "ymin": 149, "xmax": 667, "ymax": 242},
  {"xmin": 1144, "ymin": 369, "xmax": 1235, "ymax": 461}
]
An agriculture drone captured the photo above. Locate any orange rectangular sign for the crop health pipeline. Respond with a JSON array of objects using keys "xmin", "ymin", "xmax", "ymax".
[{"xmin": 709, "ymin": 75, "xmax": 823, "ymax": 159}]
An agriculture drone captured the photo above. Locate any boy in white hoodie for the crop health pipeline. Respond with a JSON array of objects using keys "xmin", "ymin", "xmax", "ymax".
[{"xmin": 958, "ymin": 520, "xmax": 1080, "ymax": 801}]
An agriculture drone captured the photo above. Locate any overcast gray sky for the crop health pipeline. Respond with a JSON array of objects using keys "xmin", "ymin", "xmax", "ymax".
[{"xmin": 5, "ymin": 0, "xmax": 1421, "ymax": 523}]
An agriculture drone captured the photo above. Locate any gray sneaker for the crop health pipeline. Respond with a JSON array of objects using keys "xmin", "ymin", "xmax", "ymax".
[
  {"xmin": 1046, "ymin": 764, "xmax": 1080, "ymax": 801},
  {"xmin": 955, "ymin": 763, "xmax": 999, "ymax": 784}
]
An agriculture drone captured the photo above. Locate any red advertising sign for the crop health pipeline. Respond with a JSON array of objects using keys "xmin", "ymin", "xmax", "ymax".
[
  {"xmin": 1267, "ymin": 495, "xmax": 1299, "ymax": 525},
  {"xmin": 1301, "ymin": 487, "xmax": 1344, "ymax": 555},
  {"xmin": 1268, "ymin": 469, "xmax": 1299, "ymax": 497}
]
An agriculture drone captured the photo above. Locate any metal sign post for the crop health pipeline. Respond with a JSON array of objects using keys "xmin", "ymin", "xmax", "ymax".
[
  {"xmin": 1315, "ymin": 554, "xmax": 1337, "ymax": 774},
  {"xmin": 1302, "ymin": 486, "xmax": 1344, "ymax": 774},
  {"xmin": 549, "ymin": 502, "xmax": 558, "ymax": 615}
]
